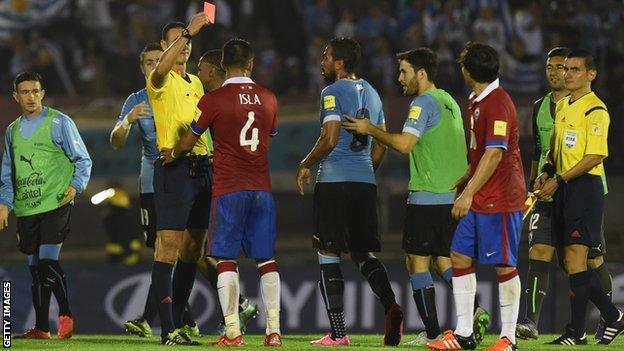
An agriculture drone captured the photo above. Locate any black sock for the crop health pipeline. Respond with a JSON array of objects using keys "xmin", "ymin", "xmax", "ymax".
[
  {"xmin": 142, "ymin": 283, "xmax": 158, "ymax": 323},
  {"xmin": 319, "ymin": 263, "xmax": 346, "ymax": 340},
  {"xmin": 152, "ymin": 261, "xmax": 174, "ymax": 337},
  {"xmin": 172, "ymin": 260, "xmax": 197, "ymax": 328},
  {"xmin": 182, "ymin": 302, "xmax": 196, "ymax": 327},
  {"xmin": 588, "ymin": 269, "xmax": 619, "ymax": 323},
  {"xmin": 569, "ymin": 271, "xmax": 590, "ymax": 337},
  {"xmin": 523, "ymin": 259, "xmax": 549, "ymax": 325},
  {"xmin": 40, "ymin": 259, "xmax": 71, "ymax": 317},
  {"xmin": 29, "ymin": 265, "xmax": 50, "ymax": 332},
  {"xmin": 359, "ymin": 258, "xmax": 396, "ymax": 313},
  {"xmin": 593, "ymin": 263, "xmax": 612, "ymax": 299},
  {"xmin": 414, "ymin": 286, "xmax": 440, "ymax": 339}
]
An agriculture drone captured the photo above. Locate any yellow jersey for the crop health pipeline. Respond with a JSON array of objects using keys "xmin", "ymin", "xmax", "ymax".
[
  {"xmin": 552, "ymin": 92, "xmax": 609, "ymax": 176},
  {"xmin": 146, "ymin": 70, "xmax": 212, "ymax": 155}
]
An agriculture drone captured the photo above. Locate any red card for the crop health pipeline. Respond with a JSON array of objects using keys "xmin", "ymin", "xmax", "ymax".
[{"xmin": 204, "ymin": 2, "xmax": 216, "ymax": 23}]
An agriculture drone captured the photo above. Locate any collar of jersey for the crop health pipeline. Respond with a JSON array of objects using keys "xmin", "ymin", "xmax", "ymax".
[
  {"xmin": 470, "ymin": 78, "xmax": 500, "ymax": 102},
  {"xmin": 222, "ymin": 76, "xmax": 254, "ymax": 86}
]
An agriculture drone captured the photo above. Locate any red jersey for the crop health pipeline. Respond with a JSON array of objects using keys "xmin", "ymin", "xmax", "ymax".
[
  {"xmin": 467, "ymin": 79, "xmax": 525, "ymax": 213},
  {"xmin": 192, "ymin": 77, "xmax": 278, "ymax": 197}
]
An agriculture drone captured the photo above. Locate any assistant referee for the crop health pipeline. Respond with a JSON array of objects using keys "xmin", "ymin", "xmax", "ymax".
[{"xmin": 535, "ymin": 49, "xmax": 624, "ymax": 345}]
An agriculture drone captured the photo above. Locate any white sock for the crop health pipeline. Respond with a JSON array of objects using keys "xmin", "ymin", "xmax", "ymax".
[
  {"xmin": 453, "ymin": 272, "xmax": 476, "ymax": 337},
  {"xmin": 499, "ymin": 272, "xmax": 521, "ymax": 344},
  {"xmin": 258, "ymin": 260, "xmax": 281, "ymax": 335},
  {"xmin": 217, "ymin": 265, "xmax": 240, "ymax": 339}
]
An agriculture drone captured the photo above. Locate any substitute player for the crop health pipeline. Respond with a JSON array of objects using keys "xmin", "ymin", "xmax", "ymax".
[
  {"xmin": 146, "ymin": 14, "xmax": 212, "ymax": 346},
  {"xmin": 427, "ymin": 42, "xmax": 525, "ymax": 351},
  {"xmin": 164, "ymin": 38, "xmax": 283, "ymax": 347},
  {"xmin": 1, "ymin": 72, "xmax": 92, "ymax": 340},
  {"xmin": 535, "ymin": 49, "xmax": 624, "ymax": 346},
  {"xmin": 516, "ymin": 47, "xmax": 614, "ymax": 341},
  {"xmin": 342, "ymin": 47, "xmax": 489, "ymax": 346},
  {"xmin": 111, "ymin": 46, "xmax": 257, "ymax": 338},
  {"xmin": 296, "ymin": 37, "xmax": 404, "ymax": 347}
]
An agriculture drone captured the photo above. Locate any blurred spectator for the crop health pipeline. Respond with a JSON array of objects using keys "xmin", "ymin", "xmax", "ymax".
[
  {"xmin": 472, "ymin": 5, "xmax": 506, "ymax": 52},
  {"xmin": 303, "ymin": 0, "xmax": 333, "ymax": 38},
  {"xmin": 570, "ymin": 2, "xmax": 604, "ymax": 55},
  {"xmin": 499, "ymin": 38, "xmax": 542, "ymax": 96},
  {"xmin": 514, "ymin": 1, "xmax": 543, "ymax": 59},
  {"xmin": 334, "ymin": 9, "xmax": 357, "ymax": 38}
]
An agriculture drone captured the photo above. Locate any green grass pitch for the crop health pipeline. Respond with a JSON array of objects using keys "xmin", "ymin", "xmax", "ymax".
[{"xmin": 8, "ymin": 334, "xmax": 624, "ymax": 350}]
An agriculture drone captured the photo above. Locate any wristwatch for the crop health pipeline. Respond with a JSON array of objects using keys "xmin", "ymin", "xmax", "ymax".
[
  {"xmin": 555, "ymin": 174, "xmax": 566, "ymax": 187},
  {"xmin": 181, "ymin": 28, "xmax": 192, "ymax": 40}
]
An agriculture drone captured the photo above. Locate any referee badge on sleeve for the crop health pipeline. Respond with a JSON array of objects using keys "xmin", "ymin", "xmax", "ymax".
[{"xmin": 591, "ymin": 122, "xmax": 603, "ymax": 136}]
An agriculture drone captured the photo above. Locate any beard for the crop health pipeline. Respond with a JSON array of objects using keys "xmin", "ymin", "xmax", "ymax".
[{"xmin": 322, "ymin": 69, "xmax": 336, "ymax": 84}]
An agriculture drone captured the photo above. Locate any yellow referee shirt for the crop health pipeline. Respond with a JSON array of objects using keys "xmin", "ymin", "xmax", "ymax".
[
  {"xmin": 147, "ymin": 70, "xmax": 212, "ymax": 155},
  {"xmin": 552, "ymin": 92, "xmax": 609, "ymax": 176}
]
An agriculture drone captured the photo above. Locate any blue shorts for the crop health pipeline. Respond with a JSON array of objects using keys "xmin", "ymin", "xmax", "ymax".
[
  {"xmin": 206, "ymin": 191, "xmax": 276, "ymax": 260},
  {"xmin": 450, "ymin": 210, "xmax": 523, "ymax": 266}
]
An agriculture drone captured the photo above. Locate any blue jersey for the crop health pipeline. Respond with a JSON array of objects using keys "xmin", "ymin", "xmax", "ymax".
[
  {"xmin": 116, "ymin": 89, "xmax": 158, "ymax": 193},
  {"xmin": 317, "ymin": 79, "xmax": 385, "ymax": 184}
]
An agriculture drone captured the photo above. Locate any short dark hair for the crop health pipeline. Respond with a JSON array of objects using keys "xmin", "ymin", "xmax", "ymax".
[
  {"xmin": 329, "ymin": 37, "xmax": 361, "ymax": 73},
  {"xmin": 14, "ymin": 71, "xmax": 43, "ymax": 91},
  {"xmin": 396, "ymin": 48, "xmax": 438, "ymax": 81},
  {"xmin": 458, "ymin": 42, "xmax": 499, "ymax": 83},
  {"xmin": 140, "ymin": 42, "xmax": 163, "ymax": 63},
  {"xmin": 547, "ymin": 47, "xmax": 571, "ymax": 58},
  {"xmin": 162, "ymin": 22, "xmax": 186, "ymax": 40},
  {"xmin": 566, "ymin": 49, "xmax": 597, "ymax": 71},
  {"xmin": 200, "ymin": 49, "xmax": 225, "ymax": 74},
  {"xmin": 222, "ymin": 39, "xmax": 254, "ymax": 69}
]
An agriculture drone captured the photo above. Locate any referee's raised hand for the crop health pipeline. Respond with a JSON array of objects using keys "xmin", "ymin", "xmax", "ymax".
[
  {"xmin": 0, "ymin": 204, "xmax": 8, "ymax": 230},
  {"xmin": 187, "ymin": 12, "xmax": 211, "ymax": 37}
]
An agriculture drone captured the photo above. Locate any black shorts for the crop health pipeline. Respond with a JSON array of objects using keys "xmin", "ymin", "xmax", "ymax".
[
  {"xmin": 530, "ymin": 200, "xmax": 605, "ymax": 258},
  {"xmin": 313, "ymin": 182, "xmax": 380, "ymax": 253},
  {"xmin": 16, "ymin": 205, "xmax": 71, "ymax": 255},
  {"xmin": 553, "ymin": 174, "xmax": 605, "ymax": 257},
  {"xmin": 153, "ymin": 156, "xmax": 212, "ymax": 231},
  {"xmin": 140, "ymin": 192, "xmax": 156, "ymax": 248},
  {"xmin": 403, "ymin": 204, "xmax": 456, "ymax": 257},
  {"xmin": 528, "ymin": 201, "xmax": 554, "ymax": 247}
]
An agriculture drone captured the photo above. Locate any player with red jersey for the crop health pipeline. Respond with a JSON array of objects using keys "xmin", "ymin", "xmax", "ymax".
[
  {"xmin": 163, "ymin": 39, "xmax": 282, "ymax": 347},
  {"xmin": 428, "ymin": 42, "xmax": 525, "ymax": 351}
]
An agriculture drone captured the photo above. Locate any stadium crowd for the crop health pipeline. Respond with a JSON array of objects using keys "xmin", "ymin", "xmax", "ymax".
[{"xmin": 2, "ymin": 0, "xmax": 624, "ymax": 101}]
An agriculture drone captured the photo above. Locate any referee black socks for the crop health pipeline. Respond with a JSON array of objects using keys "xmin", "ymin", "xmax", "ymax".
[
  {"xmin": 172, "ymin": 260, "xmax": 197, "ymax": 328},
  {"xmin": 152, "ymin": 261, "xmax": 175, "ymax": 337}
]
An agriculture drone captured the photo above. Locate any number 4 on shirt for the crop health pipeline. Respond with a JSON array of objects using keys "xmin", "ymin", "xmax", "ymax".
[{"xmin": 240, "ymin": 111, "xmax": 259, "ymax": 151}]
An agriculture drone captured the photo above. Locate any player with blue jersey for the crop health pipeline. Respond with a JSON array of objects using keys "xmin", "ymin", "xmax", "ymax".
[{"xmin": 296, "ymin": 37, "xmax": 403, "ymax": 347}]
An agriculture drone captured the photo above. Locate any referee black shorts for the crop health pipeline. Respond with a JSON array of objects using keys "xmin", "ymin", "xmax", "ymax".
[
  {"xmin": 153, "ymin": 155, "xmax": 212, "ymax": 231},
  {"xmin": 312, "ymin": 182, "xmax": 380, "ymax": 254},
  {"xmin": 16, "ymin": 205, "xmax": 71, "ymax": 255},
  {"xmin": 552, "ymin": 174, "xmax": 605, "ymax": 257},
  {"xmin": 403, "ymin": 204, "xmax": 456, "ymax": 257}
]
